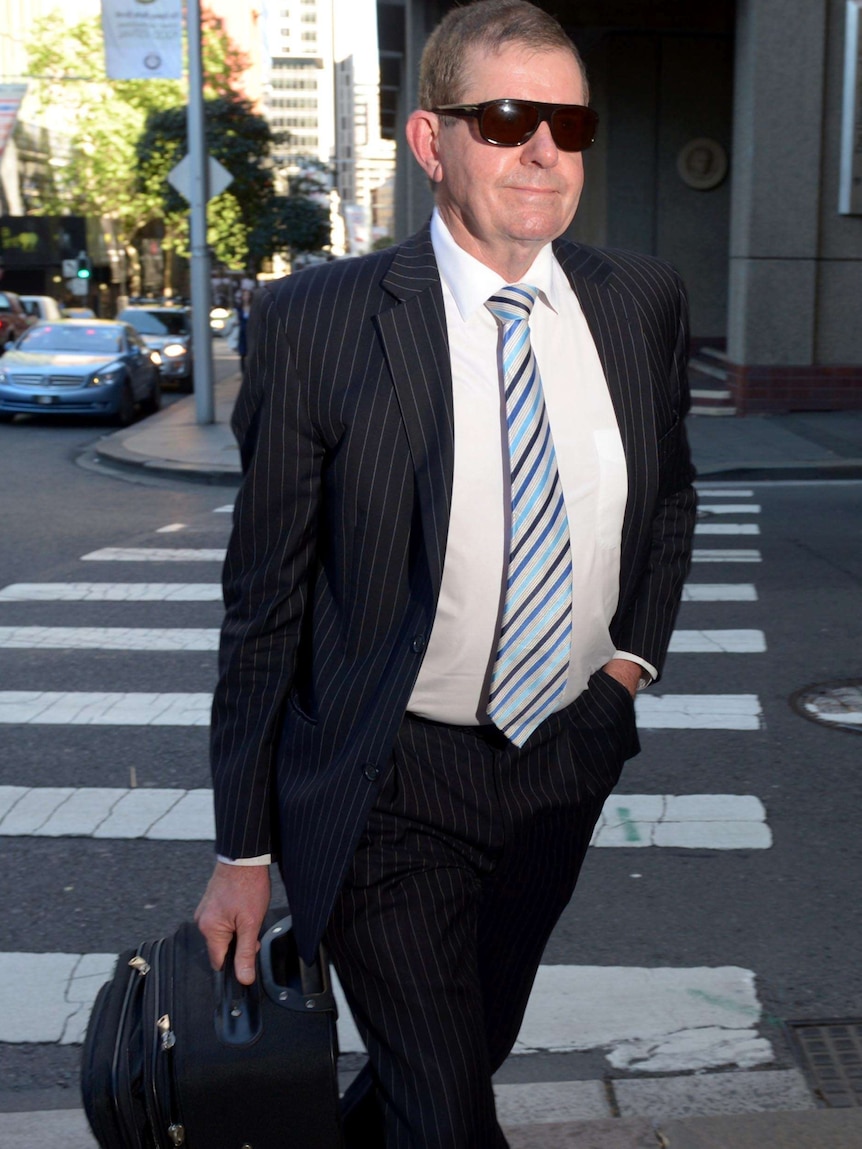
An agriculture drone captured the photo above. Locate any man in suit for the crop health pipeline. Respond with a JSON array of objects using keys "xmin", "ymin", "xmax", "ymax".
[{"xmin": 196, "ymin": 1, "xmax": 696, "ymax": 1144}]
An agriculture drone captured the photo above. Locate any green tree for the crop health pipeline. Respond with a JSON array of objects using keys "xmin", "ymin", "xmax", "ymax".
[
  {"xmin": 24, "ymin": 9, "xmax": 253, "ymax": 276},
  {"xmin": 135, "ymin": 95, "xmax": 277, "ymax": 272}
]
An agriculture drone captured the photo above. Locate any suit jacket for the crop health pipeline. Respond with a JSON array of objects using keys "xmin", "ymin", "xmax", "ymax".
[{"xmin": 210, "ymin": 225, "xmax": 697, "ymax": 961}]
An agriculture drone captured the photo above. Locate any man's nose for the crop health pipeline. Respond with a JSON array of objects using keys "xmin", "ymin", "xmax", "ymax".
[{"xmin": 520, "ymin": 120, "xmax": 559, "ymax": 165}]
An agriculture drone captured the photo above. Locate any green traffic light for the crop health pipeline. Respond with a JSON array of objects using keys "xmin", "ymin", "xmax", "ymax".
[{"xmin": 76, "ymin": 268, "xmax": 91, "ymax": 279}]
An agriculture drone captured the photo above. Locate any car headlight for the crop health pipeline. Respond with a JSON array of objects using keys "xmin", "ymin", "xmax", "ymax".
[
  {"xmin": 0, "ymin": 368, "xmax": 8, "ymax": 385},
  {"xmin": 90, "ymin": 364, "xmax": 123, "ymax": 387},
  {"xmin": 162, "ymin": 342, "xmax": 188, "ymax": 358},
  {"xmin": 150, "ymin": 351, "xmax": 163, "ymax": 366}
]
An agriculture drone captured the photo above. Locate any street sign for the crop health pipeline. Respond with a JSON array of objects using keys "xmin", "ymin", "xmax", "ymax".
[
  {"xmin": 67, "ymin": 279, "xmax": 89, "ymax": 297},
  {"xmin": 167, "ymin": 154, "xmax": 233, "ymax": 203},
  {"xmin": 61, "ymin": 259, "xmax": 77, "ymax": 278}
]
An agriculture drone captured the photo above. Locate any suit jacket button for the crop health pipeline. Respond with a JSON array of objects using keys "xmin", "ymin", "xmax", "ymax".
[
  {"xmin": 411, "ymin": 634, "xmax": 426, "ymax": 653},
  {"xmin": 362, "ymin": 764, "xmax": 379, "ymax": 781}
]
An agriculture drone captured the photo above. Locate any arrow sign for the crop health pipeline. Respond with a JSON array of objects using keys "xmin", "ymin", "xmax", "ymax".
[{"xmin": 167, "ymin": 154, "xmax": 233, "ymax": 203}]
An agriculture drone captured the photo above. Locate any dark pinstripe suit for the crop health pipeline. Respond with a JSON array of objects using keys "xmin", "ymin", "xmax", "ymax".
[{"xmin": 210, "ymin": 223, "xmax": 695, "ymax": 1145}]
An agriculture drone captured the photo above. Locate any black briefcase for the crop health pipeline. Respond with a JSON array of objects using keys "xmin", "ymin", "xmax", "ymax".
[{"xmin": 81, "ymin": 911, "xmax": 343, "ymax": 1148}]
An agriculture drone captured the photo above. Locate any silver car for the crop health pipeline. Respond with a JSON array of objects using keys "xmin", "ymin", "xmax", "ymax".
[{"xmin": 0, "ymin": 319, "xmax": 161, "ymax": 424}]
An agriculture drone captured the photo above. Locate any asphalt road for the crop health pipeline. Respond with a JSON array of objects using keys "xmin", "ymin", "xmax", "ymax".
[{"xmin": 0, "ymin": 378, "xmax": 860, "ymax": 1107}]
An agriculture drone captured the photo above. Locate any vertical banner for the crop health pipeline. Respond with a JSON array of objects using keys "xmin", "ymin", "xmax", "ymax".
[
  {"xmin": 840, "ymin": 0, "xmax": 862, "ymax": 214},
  {"xmin": 0, "ymin": 84, "xmax": 27, "ymax": 166},
  {"xmin": 101, "ymin": 0, "xmax": 183, "ymax": 81}
]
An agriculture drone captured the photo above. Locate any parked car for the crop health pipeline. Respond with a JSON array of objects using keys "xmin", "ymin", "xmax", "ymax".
[
  {"xmin": 118, "ymin": 303, "xmax": 193, "ymax": 392},
  {"xmin": 19, "ymin": 295, "xmax": 64, "ymax": 323},
  {"xmin": 210, "ymin": 305, "xmax": 237, "ymax": 338},
  {"xmin": 0, "ymin": 319, "xmax": 161, "ymax": 424},
  {"xmin": 0, "ymin": 291, "xmax": 31, "ymax": 351}
]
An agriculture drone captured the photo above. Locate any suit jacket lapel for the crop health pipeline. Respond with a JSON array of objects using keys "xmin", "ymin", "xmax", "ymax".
[{"xmin": 374, "ymin": 227, "xmax": 454, "ymax": 592}]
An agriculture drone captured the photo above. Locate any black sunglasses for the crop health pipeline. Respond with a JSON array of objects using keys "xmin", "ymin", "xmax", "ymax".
[{"xmin": 431, "ymin": 99, "xmax": 599, "ymax": 152}]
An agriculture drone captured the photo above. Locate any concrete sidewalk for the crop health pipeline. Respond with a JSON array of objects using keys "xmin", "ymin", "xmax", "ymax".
[{"xmin": 92, "ymin": 371, "xmax": 862, "ymax": 483}]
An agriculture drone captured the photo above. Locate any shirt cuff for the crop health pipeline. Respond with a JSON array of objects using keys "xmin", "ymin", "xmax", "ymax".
[
  {"xmin": 217, "ymin": 853, "xmax": 272, "ymax": 866},
  {"xmin": 612, "ymin": 651, "xmax": 658, "ymax": 689}
]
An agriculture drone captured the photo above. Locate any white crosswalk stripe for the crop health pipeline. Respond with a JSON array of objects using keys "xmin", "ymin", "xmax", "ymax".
[
  {"xmin": 0, "ymin": 787, "xmax": 771, "ymax": 849},
  {"xmin": 0, "ymin": 953, "xmax": 772, "ymax": 1073},
  {"xmin": 698, "ymin": 504, "xmax": 761, "ymax": 514},
  {"xmin": 0, "ymin": 626, "xmax": 766, "ymax": 654},
  {"xmin": 81, "ymin": 547, "xmax": 226, "ymax": 562},
  {"xmin": 681, "ymin": 584, "xmax": 758, "ymax": 601},
  {"xmin": 695, "ymin": 522, "xmax": 761, "ymax": 535},
  {"xmin": 0, "ymin": 690, "xmax": 763, "ymax": 729},
  {"xmin": 692, "ymin": 549, "xmax": 761, "ymax": 562},
  {"xmin": 0, "ymin": 583, "xmax": 222, "ymax": 602}
]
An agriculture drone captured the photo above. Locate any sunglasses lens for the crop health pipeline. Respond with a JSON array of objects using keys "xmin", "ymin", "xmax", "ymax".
[
  {"xmin": 480, "ymin": 100, "xmax": 539, "ymax": 145},
  {"xmin": 551, "ymin": 106, "xmax": 597, "ymax": 151}
]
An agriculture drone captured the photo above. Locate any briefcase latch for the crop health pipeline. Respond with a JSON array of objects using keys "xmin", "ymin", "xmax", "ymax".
[
  {"xmin": 157, "ymin": 1013, "xmax": 177, "ymax": 1051},
  {"xmin": 167, "ymin": 1123, "xmax": 186, "ymax": 1146}
]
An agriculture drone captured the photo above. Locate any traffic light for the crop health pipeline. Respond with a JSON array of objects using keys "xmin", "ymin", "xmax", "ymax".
[{"xmin": 76, "ymin": 253, "xmax": 92, "ymax": 280}]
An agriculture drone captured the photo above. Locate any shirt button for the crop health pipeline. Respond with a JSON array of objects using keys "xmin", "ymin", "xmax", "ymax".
[
  {"xmin": 411, "ymin": 634, "xmax": 426, "ymax": 653},
  {"xmin": 362, "ymin": 763, "xmax": 380, "ymax": 781}
]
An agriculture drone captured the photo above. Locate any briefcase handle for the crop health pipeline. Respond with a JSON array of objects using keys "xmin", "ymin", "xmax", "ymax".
[{"xmin": 214, "ymin": 914, "xmax": 337, "ymax": 1047}]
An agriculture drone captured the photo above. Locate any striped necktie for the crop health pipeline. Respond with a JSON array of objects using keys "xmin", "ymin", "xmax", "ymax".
[{"xmin": 485, "ymin": 284, "xmax": 573, "ymax": 747}]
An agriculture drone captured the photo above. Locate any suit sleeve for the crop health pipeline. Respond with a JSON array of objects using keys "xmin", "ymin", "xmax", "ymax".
[
  {"xmin": 209, "ymin": 287, "xmax": 323, "ymax": 861},
  {"xmin": 611, "ymin": 275, "xmax": 697, "ymax": 679}
]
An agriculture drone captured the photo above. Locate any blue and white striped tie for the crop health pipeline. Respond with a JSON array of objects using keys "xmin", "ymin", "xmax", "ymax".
[{"xmin": 486, "ymin": 284, "xmax": 573, "ymax": 747}]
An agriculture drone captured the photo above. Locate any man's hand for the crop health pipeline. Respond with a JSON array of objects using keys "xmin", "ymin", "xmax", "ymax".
[
  {"xmin": 601, "ymin": 657, "xmax": 643, "ymax": 699},
  {"xmin": 194, "ymin": 862, "xmax": 271, "ymax": 985}
]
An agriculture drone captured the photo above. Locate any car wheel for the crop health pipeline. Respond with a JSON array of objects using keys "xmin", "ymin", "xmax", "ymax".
[
  {"xmin": 141, "ymin": 376, "xmax": 162, "ymax": 416},
  {"xmin": 114, "ymin": 382, "xmax": 136, "ymax": 427}
]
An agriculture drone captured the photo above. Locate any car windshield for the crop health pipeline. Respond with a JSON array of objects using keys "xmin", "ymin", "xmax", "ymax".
[
  {"xmin": 0, "ymin": 292, "xmax": 14, "ymax": 311},
  {"xmin": 18, "ymin": 324, "xmax": 122, "ymax": 354},
  {"xmin": 120, "ymin": 309, "xmax": 189, "ymax": 336}
]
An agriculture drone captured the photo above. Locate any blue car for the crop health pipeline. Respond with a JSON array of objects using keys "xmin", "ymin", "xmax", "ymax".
[{"xmin": 0, "ymin": 320, "xmax": 162, "ymax": 424}]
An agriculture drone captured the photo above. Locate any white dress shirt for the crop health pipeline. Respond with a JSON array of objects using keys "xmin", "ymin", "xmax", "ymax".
[{"xmin": 407, "ymin": 210, "xmax": 654, "ymax": 726}]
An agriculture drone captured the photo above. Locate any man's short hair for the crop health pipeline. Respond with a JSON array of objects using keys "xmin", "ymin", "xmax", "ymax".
[{"xmin": 418, "ymin": 0, "xmax": 589, "ymax": 110}]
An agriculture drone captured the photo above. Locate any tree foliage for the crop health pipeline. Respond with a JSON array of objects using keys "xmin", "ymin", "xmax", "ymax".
[
  {"xmin": 24, "ymin": 9, "xmax": 257, "ymax": 263},
  {"xmin": 136, "ymin": 96, "xmax": 277, "ymax": 271}
]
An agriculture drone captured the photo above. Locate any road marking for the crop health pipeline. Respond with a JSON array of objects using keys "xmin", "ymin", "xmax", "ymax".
[
  {"xmin": 0, "ymin": 627, "xmax": 219, "ymax": 651},
  {"xmin": 682, "ymin": 584, "xmax": 758, "ymax": 601},
  {"xmin": 692, "ymin": 550, "xmax": 761, "ymax": 563},
  {"xmin": 636, "ymin": 694, "xmax": 762, "ymax": 729},
  {"xmin": 0, "ymin": 954, "xmax": 772, "ymax": 1073},
  {"xmin": 695, "ymin": 523, "xmax": 761, "ymax": 535},
  {"xmin": 0, "ymin": 692, "xmax": 762, "ymax": 729},
  {"xmin": 0, "ymin": 583, "xmax": 221, "ymax": 602},
  {"xmin": 0, "ymin": 626, "xmax": 763, "ymax": 655},
  {"xmin": 80, "ymin": 548, "xmax": 226, "ymax": 563},
  {"xmin": 155, "ymin": 524, "xmax": 186, "ymax": 533},
  {"xmin": 0, "ymin": 788, "xmax": 769, "ymax": 849},
  {"xmin": 0, "ymin": 692, "xmax": 212, "ymax": 725},
  {"xmin": 695, "ymin": 489, "xmax": 753, "ymax": 498},
  {"xmin": 213, "ymin": 505, "xmax": 234, "ymax": 513},
  {"xmin": 668, "ymin": 630, "xmax": 766, "ymax": 653},
  {"xmin": 698, "ymin": 505, "xmax": 761, "ymax": 515}
]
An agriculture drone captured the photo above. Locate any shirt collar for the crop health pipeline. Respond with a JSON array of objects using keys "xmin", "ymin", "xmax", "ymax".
[{"xmin": 430, "ymin": 208, "xmax": 560, "ymax": 320}]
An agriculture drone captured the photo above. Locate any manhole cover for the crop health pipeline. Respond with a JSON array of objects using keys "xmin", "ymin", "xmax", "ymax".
[
  {"xmin": 788, "ymin": 1020, "xmax": 862, "ymax": 1107},
  {"xmin": 790, "ymin": 680, "xmax": 862, "ymax": 735}
]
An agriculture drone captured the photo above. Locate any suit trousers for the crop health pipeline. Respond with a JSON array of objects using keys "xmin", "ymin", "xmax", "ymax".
[{"xmin": 325, "ymin": 668, "xmax": 637, "ymax": 1149}]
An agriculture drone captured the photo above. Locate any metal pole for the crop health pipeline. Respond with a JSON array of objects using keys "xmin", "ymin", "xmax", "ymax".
[{"xmin": 186, "ymin": 0, "xmax": 215, "ymax": 423}]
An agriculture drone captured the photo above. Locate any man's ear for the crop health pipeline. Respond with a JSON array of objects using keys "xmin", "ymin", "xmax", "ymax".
[{"xmin": 406, "ymin": 109, "xmax": 444, "ymax": 184}]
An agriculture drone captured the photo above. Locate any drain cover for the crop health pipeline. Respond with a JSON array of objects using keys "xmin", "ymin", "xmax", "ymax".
[
  {"xmin": 790, "ymin": 680, "xmax": 862, "ymax": 735},
  {"xmin": 788, "ymin": 1020, "xmax": 862, "ymax": 1107}
]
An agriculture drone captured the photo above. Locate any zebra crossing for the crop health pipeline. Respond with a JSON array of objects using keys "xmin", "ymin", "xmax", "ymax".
[{"xmin": 0, "ymin": 485, "xmax": 780, "ymax": 1081}]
